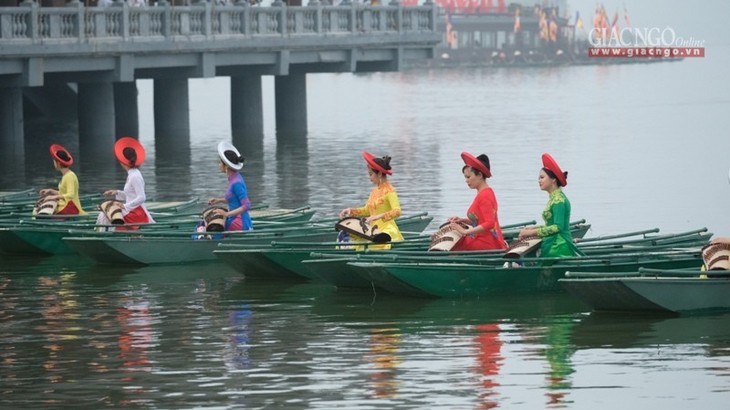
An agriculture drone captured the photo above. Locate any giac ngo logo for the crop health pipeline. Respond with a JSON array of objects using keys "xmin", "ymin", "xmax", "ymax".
[{"xmin": 587, "ymin": 27, "xmax": 705, "ymax": 58}]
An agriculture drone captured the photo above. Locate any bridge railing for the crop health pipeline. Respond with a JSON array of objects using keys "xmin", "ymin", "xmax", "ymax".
[{"xmin": 0, "ymin": 2, "xmax": 437, "ymax": 43}]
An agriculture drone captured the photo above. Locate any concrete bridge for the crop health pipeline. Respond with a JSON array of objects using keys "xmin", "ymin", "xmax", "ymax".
[{"xmin": 0, "ymin": 1, "xmax": 440, "ymax": 161}]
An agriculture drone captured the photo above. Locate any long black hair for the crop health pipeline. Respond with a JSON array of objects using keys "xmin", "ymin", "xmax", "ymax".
[
  {"xmin": 223, "ymin": 150, "xmax": 245, "ymax": 167},
  {"xmin": 371, "ymin": 155, "xmax": 392, "ymax": 175},
  {"xmin": 462, "ymin": 154, "xmax": 491, "ymax": 178},
  {"xmin": 542, "ymin": 167, "xmax": 568, "ymax": 187},
  {"xmin": 122, "ymin": 147, "xmax": 137, "ymax": 168}
]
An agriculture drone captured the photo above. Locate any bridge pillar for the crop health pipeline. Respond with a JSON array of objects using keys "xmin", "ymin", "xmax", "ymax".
[
  {"xmin": 0, "ymin": 87, "xmax": 24, "ymax": 161},
  {"xmin": 276, "ymin": 133, "xmax": 309, "ymax": 209},
  {"xmin": 274, "ymin": 75, "xmax": 308, "ymax": 137},
  {"xmin": 231, "ymin": 75, "xmax": 264, "ymax": 139},
  {"xmin": 154, "ymin": 78, "xmax": 190, "ymax": 152},
  {"xmin": 78, "ymin": 82, "xmax": 116, "ymax": 159},
  {"xmin": 114, "ymin": 82, "xmax": 139, "ymax": 138}
]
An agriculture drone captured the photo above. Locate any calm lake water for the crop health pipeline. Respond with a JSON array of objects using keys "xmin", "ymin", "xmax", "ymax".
[{"xmin": 2, "ymin": 39, "xmax": 730, "ymax": 409}]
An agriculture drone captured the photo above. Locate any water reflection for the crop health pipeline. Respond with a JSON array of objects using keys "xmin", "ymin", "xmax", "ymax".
[
  {"xmin": 367, "ymin": 328, "xmax": 402, "ymax": 399},
  {"xmin": 0, "ymin": 152, "xmax": 25, "ymax": 189},
  {"xmin": 473, "ymin": 323, "xmax": 502, "ymax": 409},
  {"xmin": 567, "ymin": 312, "xmax": 730, "ymax": 407},
  {"xmin": 225, "ymin": 303, "xmax": 253, "ymax": 370},
  {"xmin": 275, "ymin": 132, "xmax": 309, "ymax": 208},
  {"xmin": 154, "ymin": 142, "xmax": 192, "ymax": 200},
  {"xmin": 36, "ymin": 272, "xmax": 80, "ymax": 384},
  {"xmin": 2, "ymin": 256, "xmax": 730, "ymax": 408},
  {"xmin": 571, "ymin": 312, "xmax": 730, "ymax": 349},
  {"xmin": 232, "ymin": 133, "xmax": 266, "ymax": 206},
  {"xmin": 542, "ymin": 316, "xmax": 575, "ymax": 407},
  {"xmin": 117, "ymin": 287, "xmax": 155, "ymax": 377}
]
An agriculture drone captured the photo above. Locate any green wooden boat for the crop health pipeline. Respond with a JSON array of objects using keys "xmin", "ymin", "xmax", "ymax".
[
  {"xmin": 0, "ymin": 204, "xmax": 324, "ymax": 256},
  {"xmin": 0, "ymin": 188, "xmax": 34, "ymax": 201},
  {"xmin": 0, "ymin": 210, "xmax": 205, "ymax": 256},
  {"xmin": 62, "ymin": 228, "xmax": 339, "ymax": 265},
  {"xmin": 0, "ymin": 220, "xmax": 200, "ymax": 256},
  {"xmin": 0, "ymin": 197, "xmax": 202, "ymax": 224},
  {"xmin": 0, "ymin": 193, "xmax": 104, "ymax": 217},
  {"xmin": 343, "ymin": 249, "xmax": 704, "ymax": 298},
  {"xmin": 62, "ymin": 213, "xmax": 433, "ymax": 265},
  {"xmin": 211, "ymin": 226, "xmax": 710, "ymax": 291},
  {"xmin": 215, "ymin": 246, "xmax": 357, "ymax": 280},
  {"xmin": 0, "ymin": 193, "xmax": 203, "ymax": 217},
  {"xmin": 559, "ymin": 268, "xmax": 730, "ymax": 314},
  {"xmin": 212, "ymin": 219, "xmax": 595, "ymax": 280},
  {"xmin": 249, "ymin": 206, "xmax": 317, "ymax": 223},
  {"xmin": 295, "ymin": 228, "xmax": 710, "ymax": 289},
  {"xmin": 146, "ymin": 197, "xmax": 203, "ymax": 214},
  {"xmin": 213, "ymin": 236, "xmax": 430, "ymax": 279}
]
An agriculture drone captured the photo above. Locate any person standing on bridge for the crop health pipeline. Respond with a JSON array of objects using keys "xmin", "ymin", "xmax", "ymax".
[
  {"xmin": 97, "ymin": 137, "xmax": 155, "ymax": 229},
  {"xmin": 207, "ymin": 141, "xmax": 253, "ymax": 232},
  {"xmin": 339, "ymin": 152, "xmax": 404, "ymax": 249},
  {"xmin": 38, "ymin": 144, "xmax": 86, "ymax": 216}
]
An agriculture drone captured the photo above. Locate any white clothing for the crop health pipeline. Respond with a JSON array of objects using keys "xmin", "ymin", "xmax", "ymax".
[{"xmin": 115, "ymin": 168, "xmax": 155, "ymax": 222}]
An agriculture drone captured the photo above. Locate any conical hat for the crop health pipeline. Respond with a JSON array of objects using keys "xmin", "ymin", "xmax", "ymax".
[
  {"xmin": 49, "ymin": 144, "xmax": 73, "ymax": 167},
  {"xmin": 428, "ymin": 221, "xmax": 467, "ymax": 251},
  {"xmin": 114, "ymin": 137, "xmax": 146, "ymax": 167},
  {"xmin": 335, "ymin": 217, "xmax": 391, "ymax": 243},
  {"xmin": 503, "ymin": 236, "xmax": 542, "ymax": 259},
  {"xmin": 702, "ymin": 242, "xmax": 730, "ymax": 271},
  {"xmin": 218, "ymin": 141, "xmax": 244, "ymax": 171}
]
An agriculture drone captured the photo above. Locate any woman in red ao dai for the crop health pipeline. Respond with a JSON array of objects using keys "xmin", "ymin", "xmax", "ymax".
[{"xmin": 448, "ymin": 152, "xmax": 507, "ymax": 251}]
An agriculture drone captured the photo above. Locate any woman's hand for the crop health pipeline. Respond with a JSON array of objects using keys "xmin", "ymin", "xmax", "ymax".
[
  {"xmin": 207, "ymin": 198, "xmax": 220, "ymax": 205},
  {"xmin": 447, "ymin": 216, "xmax": 465, "ymax": 224},
  {"xmin": 103, "ymin": 189, "xmax": 117, "ymax": 197},
  {"xmin": 518, "ymin": 227, "xmax": 536, "ymax": 239},
  {"xmin": 454, "ymin": 223, "xmax": 469, "ymax": 235},
  {"xmin": 339, "ymin": 208, "xmax": 351, "ymax": 218},
  {"xmin": 366, "ymin": 215, "xmax": 379, "ymax": 224}
]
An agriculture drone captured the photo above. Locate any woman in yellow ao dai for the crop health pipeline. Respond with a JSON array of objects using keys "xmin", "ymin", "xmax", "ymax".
[{"xmin": 339, "ymin": 152, "xmax": 404, "ymax": 249}]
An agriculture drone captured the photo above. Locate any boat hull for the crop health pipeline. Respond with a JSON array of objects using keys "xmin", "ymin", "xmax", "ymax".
[
  {"xmin": 350, "ymin": 262, "xmax": 433, "ymax": 297},
  {"xmin": 0, "ymin": 228, "xmax": 52, "ymax": 255},
  {"xmin": 301, "ymin": 258, "xmax": 373, "ymax": 288},
  {"xmin": 64, "ymin": 229, "xmax": 339, "ymax": 265},
  {"xmin": 8, "ymin": 228, "xmax": 78, "ymax": 255},
  {"xmin": 213, "ymin": 248, "xmax": 310, "ymax": 279},
  {"xmin": 560, "ymin": 277, "xmax": 730, "ymax": 313},
  {"xmin": 367, "ymin": 255, "xmax": 703, "ymax": 298}
]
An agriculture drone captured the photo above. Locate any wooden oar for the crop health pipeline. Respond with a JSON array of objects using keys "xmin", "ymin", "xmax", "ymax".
[{"xmin": 575, "ymin": 228, "xmax": 660, "ymax": 243}]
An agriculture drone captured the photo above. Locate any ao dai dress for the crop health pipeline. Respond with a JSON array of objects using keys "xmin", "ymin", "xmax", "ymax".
[
  {"xmin": 55, "ymin": 171, "xmax": 85, "ymax": 215},
  {"xmin": 535, "ymin": 188, "xmax": 582, "ymax": 258},
  {"xmin": 350, "ymin": 181, "xmax": 403, "ymax": 249},
  {"xmin": 452, "ymin": 187, "xmax": 506, "ymax": 251},
  {"xmin": 224, "ymin": 172, "xmax": 253, "ymax": 231}
]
